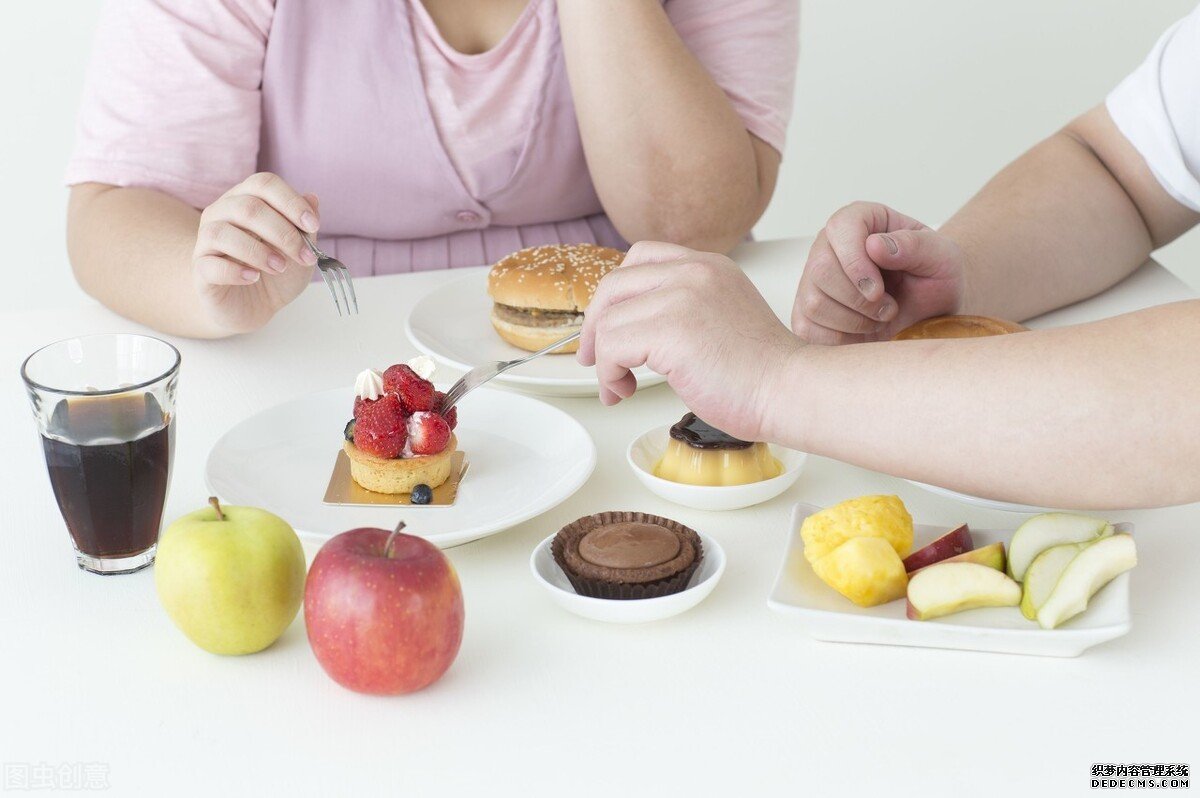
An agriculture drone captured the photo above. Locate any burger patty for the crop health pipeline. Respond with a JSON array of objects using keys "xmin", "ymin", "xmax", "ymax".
[{"xmin": 492, "ymin": 303, "xmax": 584, "ymax": 328}]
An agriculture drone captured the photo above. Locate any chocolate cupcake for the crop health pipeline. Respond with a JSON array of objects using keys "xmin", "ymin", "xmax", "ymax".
[{"xmin": 552, "ymin": 511, "xmax": 703, "ymax": 600}]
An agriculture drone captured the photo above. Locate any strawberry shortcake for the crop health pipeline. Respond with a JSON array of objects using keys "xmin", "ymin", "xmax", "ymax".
[{"xmin": 343, "ymin": 356, "xmax": 458, "ymax": 495}]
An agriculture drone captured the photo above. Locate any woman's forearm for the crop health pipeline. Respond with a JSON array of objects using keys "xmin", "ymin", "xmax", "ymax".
[
  {"xmin": 555, "ymin": 0, "xmax": 774, "ymax": 252},
  {"xmin": 942, "ymin": 106, "xmax": 1198, "ymax": 321},
  {"xmin": 767, "ymin": 301, "xmax": 1200, "ymax": 509},
  {"xmin": 68, "ymin": 184, "xmax": 228, "ymax": 338}
]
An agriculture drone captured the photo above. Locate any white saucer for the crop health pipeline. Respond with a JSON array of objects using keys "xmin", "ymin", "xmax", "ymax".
[
  {"xmin": 205, "ymin": 387, "xmax": 595, "ymax": 548},
  {"xmin": 530, "ymin": 530, "xmax": 726, "ymax": 623},
  {"xmin": 905, "ymin": 480, "xmax": 1054, "ymax": 514},
  {"xmin": 768, "ymin": 502, "xmax": 1133, "ymax": 657},
  {"xmin": 627, "ymin": 425, "xmax": 806, "ymax": 511},
  {"xmin": 405, "ymin": 274, "xmax": 667, "ymax": 397}
]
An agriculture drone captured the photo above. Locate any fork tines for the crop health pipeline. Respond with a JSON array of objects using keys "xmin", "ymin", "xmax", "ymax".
[{"xmin": 320, "ymin": 262, "xmax": 358, "ymax": 316}]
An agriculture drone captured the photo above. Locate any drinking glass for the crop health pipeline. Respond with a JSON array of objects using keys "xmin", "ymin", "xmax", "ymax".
[{"xmin": 21, "ymin": 334, "xmax": 180, "ymax": 574}]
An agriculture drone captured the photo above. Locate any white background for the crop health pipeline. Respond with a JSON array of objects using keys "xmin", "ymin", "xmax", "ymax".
[{"xmin": 6, "ymin": 0, "xmax": 1200, "ymax": 310}]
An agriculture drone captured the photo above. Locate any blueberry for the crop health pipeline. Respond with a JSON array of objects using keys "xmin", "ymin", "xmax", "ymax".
[
  {"xmin": 343, "ymin": 419, "xmax": 356, "ymax": 442},
  {"xmin": 410, "ymin": 484, "xmax": 433, "ymax": 505}
]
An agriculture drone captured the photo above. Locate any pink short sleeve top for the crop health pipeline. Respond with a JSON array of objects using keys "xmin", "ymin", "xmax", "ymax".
[{"xmin": 67, "ymin": 0, "xmax": 799, "ymax": 274}]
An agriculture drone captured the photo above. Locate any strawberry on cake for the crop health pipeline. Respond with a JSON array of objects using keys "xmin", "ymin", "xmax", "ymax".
[{"xmin": 343, "ymin": 356, "xmax": 458, "ymax": 494}]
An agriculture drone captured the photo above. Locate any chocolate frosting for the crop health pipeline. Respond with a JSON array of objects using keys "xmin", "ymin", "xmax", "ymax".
[
  {"xmin": 578, "ymin": 522, "xmax": 682, "ymax": 569},
  {"xmin": 669, "ymin": 412, "xmax": 752, "ymax": 450},
  {"xmin": 552, "ymin": 511, "xmax": 703, "ymax": 596}
]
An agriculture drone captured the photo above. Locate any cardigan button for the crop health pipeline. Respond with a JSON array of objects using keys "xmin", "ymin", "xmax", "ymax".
[{"xmin": 456, "ymin": 210, "xmax": 481, "ymax": 224}]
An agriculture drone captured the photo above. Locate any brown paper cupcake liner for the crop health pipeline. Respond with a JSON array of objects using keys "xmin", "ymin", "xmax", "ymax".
[{"xmin": 552, "ymin": 511, "xmax": 704, "ymax": 601}]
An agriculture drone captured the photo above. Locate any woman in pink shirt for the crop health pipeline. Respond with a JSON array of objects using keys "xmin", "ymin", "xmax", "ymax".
[{"xmin": 66, "ymin": 0, "xmax": 798, "ymax": 337}]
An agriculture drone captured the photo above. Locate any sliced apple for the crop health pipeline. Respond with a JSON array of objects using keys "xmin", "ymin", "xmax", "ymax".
[
  {"xmin": 902, "ymin": 524, "xmax": 973, "ymax": 573},
  {"xmin": 940, "ymin": 541, "xmax": 1006, "ymax": 571},
  {"xmin": 1007, "ymin": 513, "xmax": 1114, "ymax": 581},
  {"xmin": 908, "ymin": 541, "xmax": 1006, "ymax": 576},
  {"xmin": 1018, "ymin": 542, "xmax": 1085, "ymax": 620},
  {"xmin": 906, "ymin": 562, "xmax": 1021, "ymax": 621},
  {"xmin": 1036, "ymin": 533, "xmax": 1136, "ymax": 629}
]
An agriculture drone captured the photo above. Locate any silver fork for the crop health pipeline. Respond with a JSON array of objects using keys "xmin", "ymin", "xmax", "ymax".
[
  {"xmin": 440, "ymin": 330, "xmax": 582, "ymax": 411},
  {"xmin": 303, "ymin": 234, "xmax": 358, "ymax": 316}
]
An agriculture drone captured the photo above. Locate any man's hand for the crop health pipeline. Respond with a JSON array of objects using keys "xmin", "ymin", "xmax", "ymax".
[
  {"xmin": 792, "ymin": 202, "xmax": 965, "ymax": 344},
  {"xmin": 578, "ymin": 241, "xmax": 800, "ymax": 442}
]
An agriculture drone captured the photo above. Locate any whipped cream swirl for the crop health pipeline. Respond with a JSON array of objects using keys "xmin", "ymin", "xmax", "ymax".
[
  {"xmin": 354, "ymin": 368, "xmax": 385, "ymax": 401},
  {"xmin": 355, "ymin": 357, "xmax": 435, "ymax": 402},
  {"xmin": 406, "ymin": 355, "xmax": 436, "ymax": 381}
]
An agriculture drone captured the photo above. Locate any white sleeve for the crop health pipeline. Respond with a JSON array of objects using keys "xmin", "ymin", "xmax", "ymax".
[{"xmin": 1106, "ymin": 4, "xmax": 1200, "ymax": 212}]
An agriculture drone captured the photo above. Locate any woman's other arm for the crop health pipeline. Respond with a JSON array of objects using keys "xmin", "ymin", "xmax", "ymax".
[{"xmin": 555, "ymin": 0, "xmax": 794, "ymax": 252}]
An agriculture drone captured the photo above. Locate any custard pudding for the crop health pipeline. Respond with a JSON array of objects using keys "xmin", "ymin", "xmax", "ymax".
[{"xmin": 653, "ymin": 413, "xmax": 782, "ymax": 487}]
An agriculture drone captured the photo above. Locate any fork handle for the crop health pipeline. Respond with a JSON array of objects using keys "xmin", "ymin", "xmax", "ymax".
[
  {"xmin": 441, "ymin": 330, "xmax": 583, "ymax": 411},
  {"xmin": 504, "ymin": 330, "xmax": 583, "ymax": 370},
  {"xmin": 302, "ymin": 233, "xmax": 325, "ymax": 260}
]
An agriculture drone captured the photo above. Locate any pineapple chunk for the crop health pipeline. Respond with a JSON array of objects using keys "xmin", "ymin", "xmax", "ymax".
[
  {"xmin": 811, "ymin": 536, "xmax": 909, "ymax": 607},
  {"xmin": 801, "ymin": 495, "xmax": 913, "ymax": 564}
]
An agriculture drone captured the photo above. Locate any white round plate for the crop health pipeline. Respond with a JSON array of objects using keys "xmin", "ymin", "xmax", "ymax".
[
  {"xmin": 205, "ymin": 387, "xmax": 596, "ymax": 548},
  {"xmin": 405, "ymin": 274, "xmax": 667, "ymax": 397},
  {"xmin": 627, "ymin": 425, "xmax": 806, "ymax": 511},
  {"xmin": 905, "ymin": 480, "xmax": 1053, "ymax": 514},
  {"xmin": 530, "ymin": 531, "xmax": 726, "ymax": 623}
]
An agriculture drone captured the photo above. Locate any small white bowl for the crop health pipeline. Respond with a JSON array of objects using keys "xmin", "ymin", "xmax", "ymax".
[
  {"xmin": 529, "ymin": 530, "xmax": 726, "ymax": 623},
  {"xmin": 626, "ymin": 425, "xmax": 806, "ymax": 511}
]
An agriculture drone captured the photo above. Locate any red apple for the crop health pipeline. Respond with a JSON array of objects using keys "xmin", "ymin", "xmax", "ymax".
[
  {"xmin": 901, "ymin": 524, "xmax": 973, "ymax": 573},
  {"xmin": 304, "ymin": 523, "xmax": 464, "ymax": 695}
]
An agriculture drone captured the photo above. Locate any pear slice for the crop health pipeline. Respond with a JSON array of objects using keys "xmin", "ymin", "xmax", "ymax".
[
  {"xmin": 1019, "ymin": 543, "xmax": 1085, "ymax": 620},
  {"xmin": 906, "ymin": 562, "xmax": 1021, "ymax": 621},
  {"xmin": 1007, "ymin": 513, "xmax": 1114, "ymax": 581},
  {"xmin": 1036, "ymin": 533, "xmax": 1136, "ymax": 629}
]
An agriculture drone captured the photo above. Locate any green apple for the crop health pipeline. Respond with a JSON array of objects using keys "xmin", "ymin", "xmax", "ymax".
[
  {"xmin": 156, "ymin": 498, "xmax": 306, "ymax": 655},
  {"xmin": 906, "ymin": 562, "xmax": 1021, "ymax": 621},
  {"xmin": 1036, "ymin": 533, "xmax": 1136, "ymax": 630},
  {"xmin": 1019, "ymin": 542, "xmax": 1085, "ymax": 620},
  {"xmin": 1007, "ymin": 513, "xmax": 1113, "ymax": 581}
]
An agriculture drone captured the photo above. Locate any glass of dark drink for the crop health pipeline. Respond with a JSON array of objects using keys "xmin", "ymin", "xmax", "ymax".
[{"xmin": 21, "ymin": 334, "xmax": 180, "ymax": 575}]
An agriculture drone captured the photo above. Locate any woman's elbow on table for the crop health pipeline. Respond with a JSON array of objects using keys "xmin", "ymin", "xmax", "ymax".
[
  {"xmin": 606, "ymin": 137, "xmax": 779, "ymax": 254},
  {"xmin": 608, "ymin": 183, "xmax": 769, "ymax": 254},
  {"xmin": 614, "ymin": 212, "xmax": 750, "ymax": 255}
]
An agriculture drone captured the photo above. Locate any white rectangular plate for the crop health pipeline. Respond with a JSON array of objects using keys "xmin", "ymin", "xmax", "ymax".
[{"xmin": 768, "ymin": 503, "xmax": 1132, "ymax": 658}]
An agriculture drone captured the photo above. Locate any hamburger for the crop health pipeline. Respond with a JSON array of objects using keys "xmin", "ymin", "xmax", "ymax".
[
  {"xmin": 487, "ymin": 244, "xmax": 624, "ymax": 354},
  {"xmin": 893, "ymin": 314, "xmax": 1028, "ymax": 341}
]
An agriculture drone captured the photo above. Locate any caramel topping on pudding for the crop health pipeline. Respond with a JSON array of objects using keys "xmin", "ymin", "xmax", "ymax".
[
  {"xmin": 578, "ymin": 523, "xmax": 682, "ymax": 569},
  {"xmin": 669, "ymin": 412, "xmax": 753, "ymax": 450},
  {"xmin": 655, "ymin": 413, "xmax": 782, "ymax": 487}
]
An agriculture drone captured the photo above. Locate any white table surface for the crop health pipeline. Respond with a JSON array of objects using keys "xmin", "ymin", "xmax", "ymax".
[{"xmin": 2, "ymin": 237, "xmax": 1196, "ymax": 797}]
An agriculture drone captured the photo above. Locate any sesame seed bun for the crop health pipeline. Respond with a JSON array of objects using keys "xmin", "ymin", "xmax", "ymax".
[
  {"xmin": 487, "ymin": 244, "xmax": 624, "ymax": 313},
  {"xmin": 893, "ymin": 314, "xmax": 1028, "ymax": 340},
  {"xmin": 487, "ymin": 244, "xmax": 624, "ymax": 353},
  {"xmin": 488, "ymin": 314, "xmax": 583, "ymax": 354}
]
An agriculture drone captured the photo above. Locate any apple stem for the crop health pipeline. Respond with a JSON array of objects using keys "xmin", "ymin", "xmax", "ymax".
[
  {"xmin": 208, "ymin": 496, "xmax": 225, "ymax": 522},
  {"xmin": 385, "ymin": 520, "xmax": 406, "ymax": 558}
]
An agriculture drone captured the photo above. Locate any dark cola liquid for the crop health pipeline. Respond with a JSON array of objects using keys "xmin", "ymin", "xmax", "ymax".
[{"xmin": 41, "ymin": 393, "xmax": 174, "ymax": 558}]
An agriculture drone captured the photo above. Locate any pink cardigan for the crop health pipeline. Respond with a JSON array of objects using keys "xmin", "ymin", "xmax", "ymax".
[{"xmin": 67, "ymin": 0, "xmax": 798, "ymax": 274}]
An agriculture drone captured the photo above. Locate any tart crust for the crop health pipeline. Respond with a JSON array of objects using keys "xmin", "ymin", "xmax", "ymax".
[{"xmin": 343, "ymin": 435, "xmax": 457, "ymax": 495}]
